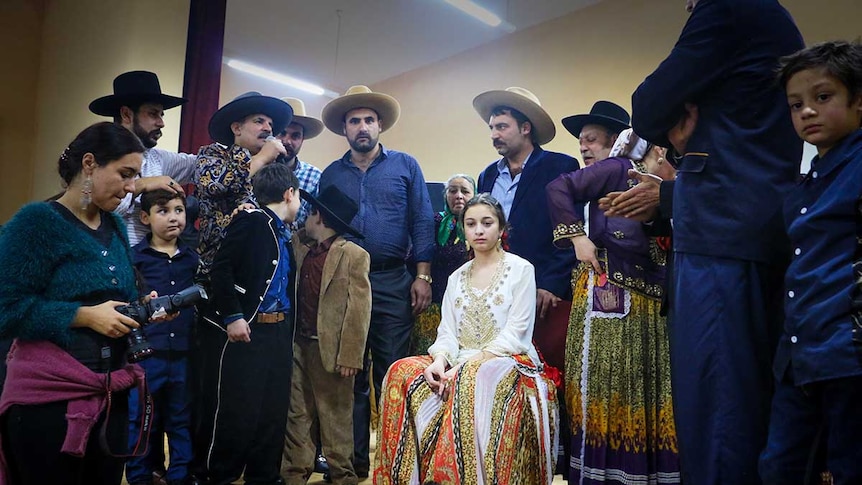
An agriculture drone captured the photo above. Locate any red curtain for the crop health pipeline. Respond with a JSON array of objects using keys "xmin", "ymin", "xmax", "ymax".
[{"xmin": 178, "ymin": 0, "xmax": 227, "ymax": 157}]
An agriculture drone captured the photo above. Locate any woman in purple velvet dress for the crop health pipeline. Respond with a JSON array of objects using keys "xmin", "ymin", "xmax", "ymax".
[
  {"xmin": 411, "ymin": 174, "xmax": 475, "ymax": 354},
  {"xmin": 547, "ymin": 129, "xmax": 679, "ymax": 484}
]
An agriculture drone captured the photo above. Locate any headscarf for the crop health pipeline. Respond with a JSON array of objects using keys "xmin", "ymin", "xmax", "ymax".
[
  {"xmin": 609, "ymin": 128, "xmax": 651, "ymax": 161},
  {"xmin": 437, "ymin": 174, "xmax": 477, "ymax": 247}
]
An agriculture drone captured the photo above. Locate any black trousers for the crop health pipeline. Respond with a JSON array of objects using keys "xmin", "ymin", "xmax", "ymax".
[
  {"xmin": 352, "ymin": 267, "xmax": 414, "ymax": 473},
  {"xmin": 2, "ymin": 395, "xmax": 128, "ymax": 485},
  {"xmin": 205, "ymin": 317, "xmax": 294, "ymax": 485},
  {"xmin": 189, "ymin": 315, "xmax": 223, "ymax": 481}
]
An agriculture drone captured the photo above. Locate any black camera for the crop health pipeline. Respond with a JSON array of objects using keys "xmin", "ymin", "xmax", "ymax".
[{"xmin": 115, "ymin": 285, "xmax": 208, "ymax": 363}]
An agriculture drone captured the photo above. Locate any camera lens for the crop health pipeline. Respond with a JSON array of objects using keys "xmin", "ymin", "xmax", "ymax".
[{"xmin": 126, "ymin": 327, "xmax": 155, "ymax": 363}]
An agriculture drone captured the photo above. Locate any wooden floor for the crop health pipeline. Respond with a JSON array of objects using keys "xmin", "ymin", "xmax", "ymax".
[{"xmin": 124, "ymin": 432, "xmax": 568, "ymax": 484}]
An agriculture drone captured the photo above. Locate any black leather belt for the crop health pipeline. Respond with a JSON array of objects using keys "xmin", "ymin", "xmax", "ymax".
[{"xmin": 369, "ymin": 259, "xmax": 405, "ymax": 273}]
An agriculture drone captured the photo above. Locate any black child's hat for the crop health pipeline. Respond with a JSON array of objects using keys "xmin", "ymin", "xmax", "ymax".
[{"xmin": 300, "ymin": 186, "xmax": 365, "ymax": 239}]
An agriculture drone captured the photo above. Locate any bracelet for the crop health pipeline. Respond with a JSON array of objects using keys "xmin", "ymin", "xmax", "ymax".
[{"xmin": 416, "ymin": 274, "xmax": 433, "ymax": 284}]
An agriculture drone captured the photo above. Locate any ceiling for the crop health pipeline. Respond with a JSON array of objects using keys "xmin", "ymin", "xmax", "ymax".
[{"xmin": 223, "ymin": 0, "xmax": 602, "ymax": 96}]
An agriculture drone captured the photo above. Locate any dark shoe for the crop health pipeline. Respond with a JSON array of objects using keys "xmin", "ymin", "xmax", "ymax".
[
  {"xmin": 323, "ymin": 471, "xmax": 332, "ymax": 483},
  {"xmin": 314, "ymin": 453, "xmax": 330, "ymax": 474},
  {"xmin": 153, "ymin": 469, "xmax": 168, "ymax": 485}
]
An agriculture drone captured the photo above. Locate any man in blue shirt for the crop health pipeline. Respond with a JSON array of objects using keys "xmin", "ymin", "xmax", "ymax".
[{"xmin": 318, "ymin": 85, "xmax": 435, "ymax": 478}]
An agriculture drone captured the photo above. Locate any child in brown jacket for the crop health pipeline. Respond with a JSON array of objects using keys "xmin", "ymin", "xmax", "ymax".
[{"xmin": 282, "ymin": 186, "xmax": 371, "ymax": 485}]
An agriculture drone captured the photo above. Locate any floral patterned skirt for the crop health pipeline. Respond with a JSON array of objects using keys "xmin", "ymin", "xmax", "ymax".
[
  {"xmin": 566, "ymin": 265, "xmax": 680, "ymax": 484},
  {"xmin": 410, "ymin": 303, "xmax": 442, "ymax": 355},
  {"xmin": 374, "ymin": 354, "xmax": 559, "ymax": 485}
]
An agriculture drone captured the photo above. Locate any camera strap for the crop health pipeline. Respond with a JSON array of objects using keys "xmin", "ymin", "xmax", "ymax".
[{"xmin": 98, "ymin": 368, "xmax": 153, "ymax": 458}]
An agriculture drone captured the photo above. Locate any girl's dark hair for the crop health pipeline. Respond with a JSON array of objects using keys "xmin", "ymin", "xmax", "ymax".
[
  {"xmin": 58, "ymin": 122, "xmax": 145, "ymax": 185},
  {"xmin": 778, "ymin": 40, "xmax": 862, "ymax": 101},
  {"xmin": 460, "ymin": 193, "xmax": 508, "ymax": 233}
]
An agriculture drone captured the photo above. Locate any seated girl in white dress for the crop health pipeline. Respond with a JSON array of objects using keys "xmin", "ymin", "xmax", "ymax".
[{"xmin": 374, "ymin": 193, "xmax": 559, "ymax": 485}]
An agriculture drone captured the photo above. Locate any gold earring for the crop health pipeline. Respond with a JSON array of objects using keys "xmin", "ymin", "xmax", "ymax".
[{"xmin": 657, "ymin": 157, "xmax": 665, "ymax": 165}]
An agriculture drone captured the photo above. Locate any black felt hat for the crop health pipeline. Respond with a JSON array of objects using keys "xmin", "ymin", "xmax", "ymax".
[
  {"xmin": 89, "ymin": 71, "xmax": 187, "ymax": 116},
  {"xmin": 208, "ymin": 92, "xmax": 294, "ymax": 145},
  {"xmin": 562, "ymin": 101, "xmax": 631, "ymax": 139},
  {"xmin": 300, "ymin": 186, "xmax": 364, "ymax": 239}
]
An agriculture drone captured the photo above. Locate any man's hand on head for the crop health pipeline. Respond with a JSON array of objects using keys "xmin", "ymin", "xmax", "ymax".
[{"xmin": 136, "ymin": 175, "xmax": 183, "ymax": 196}]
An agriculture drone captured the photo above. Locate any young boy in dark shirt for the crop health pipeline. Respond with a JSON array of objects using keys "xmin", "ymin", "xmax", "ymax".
[
  {"xmin": 127, "ymin": 189, "xmax": 198, "ymax": 485},
  {"xmin": 760, "ymin": 40, "xmax": 862, "ymax": 485}
]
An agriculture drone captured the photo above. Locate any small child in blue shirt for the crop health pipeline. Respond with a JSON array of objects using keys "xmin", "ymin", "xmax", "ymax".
[
  {"xmin": 760, "ymin": 40, "xmax": 862, "ymax": 484},
  {"xmin": 126, "ymin": 189, "xmax": 199, "ymax": 485}
]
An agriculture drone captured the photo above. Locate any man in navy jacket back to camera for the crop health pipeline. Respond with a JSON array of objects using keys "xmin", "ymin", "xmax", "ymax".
[{"xmin": 631, "ymin": 1, "xmax": 804, "ymax": 484}]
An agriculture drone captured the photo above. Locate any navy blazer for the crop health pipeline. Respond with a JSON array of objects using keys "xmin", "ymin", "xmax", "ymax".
[
  {"xmin": 631, "ymin": 0, "xmax": 803, "ymax": 265},
  {"xmin": 206, "ymin": 209, "xmax": 296, "ymax": 328},
  {"xmin": 478, "ymin": 146, "xmax": 580, "ymax": 299}
]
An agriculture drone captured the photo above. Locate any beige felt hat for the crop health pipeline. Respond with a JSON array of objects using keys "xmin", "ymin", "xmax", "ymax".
[
  {"xmin": 472, "ymin": 87, "xmax": 556, "ymax": 145},
  {"xmin": 280, "ymin": 97, "xmax": 324, "ymax": 139},
  {"xmin": 321, "ymin": 85, "xmax": 401, "ymax": 135}
]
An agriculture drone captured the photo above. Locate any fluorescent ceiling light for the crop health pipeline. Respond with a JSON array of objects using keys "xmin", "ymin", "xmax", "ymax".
[
  {"xmin": 225, "ymin": 58, "xmax": 339, "ymax": 98},
  {"xmin": 443, "ymin": 0, "xmax": 515, "ymax": 31}
]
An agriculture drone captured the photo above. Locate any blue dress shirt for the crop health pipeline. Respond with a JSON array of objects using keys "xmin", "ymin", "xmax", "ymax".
[
  {"xmin": 133, "ymin": 236, "xmax": 200, "ymax": 351},
  {"xmin": 776, "ymin": 129, "xmax": 862, "ymax": 385},
  {"xmin": 318, "ymin": 145, "xmax": 435, "ymax": 263},
  {"xmin": 490, "ymin": 152, "xmax": 532, "ymax": 219}
]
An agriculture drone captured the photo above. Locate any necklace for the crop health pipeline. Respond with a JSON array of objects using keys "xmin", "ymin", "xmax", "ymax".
[{"xmin": 459, "ymin": 252, "xmax": 508, "ymax": 350}]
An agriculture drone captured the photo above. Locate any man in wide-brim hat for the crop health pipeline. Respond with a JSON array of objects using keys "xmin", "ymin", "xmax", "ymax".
[
  {"xmin": 317, "ymin": 85, "xmax": 434, "ymax": 479},
  {"xmin": 562, "ymin": 100, "xmax": 631, "ymax": 166},
  {"xmin": 474, "ymin": 86, "xmax": 580, "ymax": 473},
  {"xmin": 195, "ymin": 91, "xmax": 293, "ymax": 280},
  {"xmin": 90, "ymin": 70, "xmax": 198, "ymax": 247},
  {"xmin": 275, "ymin": 97, "xmax": 324, "ymax": 235}
]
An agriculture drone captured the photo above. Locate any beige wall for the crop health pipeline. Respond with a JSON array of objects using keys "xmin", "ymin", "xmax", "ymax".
[
  {"xmin": 308, "ymin": 0, "xmax": 861, "ymax": 183},
  {"xmin": 0, "ymin": 0, "xmax": 190, "ymax": 222},
  {"xmin": 6, "ymin": 0, "xmax": 861, "ymax": 222},
  {"xmin": 0, "ymin": 0, "xmax": 45, "ymax": 223}
]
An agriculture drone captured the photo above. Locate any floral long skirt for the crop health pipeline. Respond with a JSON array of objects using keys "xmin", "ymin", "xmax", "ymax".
[
  {"xmin": 374, "ymin": 354, "xmax": 559, "ymax": 485},
  {"xmin": 566, "ymin": 265, "xmax": 680, "ymax": 484}
]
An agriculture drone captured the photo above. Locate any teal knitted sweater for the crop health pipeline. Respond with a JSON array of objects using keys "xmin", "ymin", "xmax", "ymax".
[{"xmin": 0, "ymin": 202, "xmax": 138, "ymax": 347}]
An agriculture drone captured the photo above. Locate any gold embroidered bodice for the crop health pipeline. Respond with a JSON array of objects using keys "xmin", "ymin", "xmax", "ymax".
[{"xmin": 455, "ymin": 255, "xmax": 510, "ymax": 350}]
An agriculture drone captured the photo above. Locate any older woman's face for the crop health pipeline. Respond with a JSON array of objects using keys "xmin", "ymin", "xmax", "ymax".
[
  {"xmin": 89, "ymin": 152, "xmax": 142, "ymax": 212},
  {"xmin": 445, "ymin": 178, "xmax": 474, "ymax": 215}
]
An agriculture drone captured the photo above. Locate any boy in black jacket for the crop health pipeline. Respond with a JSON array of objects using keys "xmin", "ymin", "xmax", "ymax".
[{"xmin": 203, "ymin": 163, "xmax": 301, "ymax": 485}]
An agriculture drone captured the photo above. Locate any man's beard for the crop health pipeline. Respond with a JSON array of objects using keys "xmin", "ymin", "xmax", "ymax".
[
  {"xmin": 348, "ymin": 133, "xmax": 378, "ymax": 153},
  {"xmin": 132, "ymin": 119, "xmax": 160, "ymax": 149}
]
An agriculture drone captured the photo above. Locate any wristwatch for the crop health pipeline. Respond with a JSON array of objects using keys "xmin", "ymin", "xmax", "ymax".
[{"xmin": 416, "ymin": 274, "xmax": 433, "ymax": 284}]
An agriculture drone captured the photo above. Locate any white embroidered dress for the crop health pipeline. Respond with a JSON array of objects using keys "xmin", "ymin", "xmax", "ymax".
[{"xmin": 428, "ymin": 251, "xmax": 540, "ymax": 366}]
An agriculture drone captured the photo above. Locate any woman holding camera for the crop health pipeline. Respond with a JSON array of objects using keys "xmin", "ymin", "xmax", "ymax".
[{"xmin": 0, "ymin": 122, "xmax": 148, "ymax": 485}]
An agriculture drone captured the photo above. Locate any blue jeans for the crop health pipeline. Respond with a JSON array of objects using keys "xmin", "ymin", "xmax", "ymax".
[
  {"xmin": 759, "ymin": 371, "xmax": 862, "ymax": 485},
  {"xmin": 126, "ymin": 354, "xmax": 192, "ymax": 484}
]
